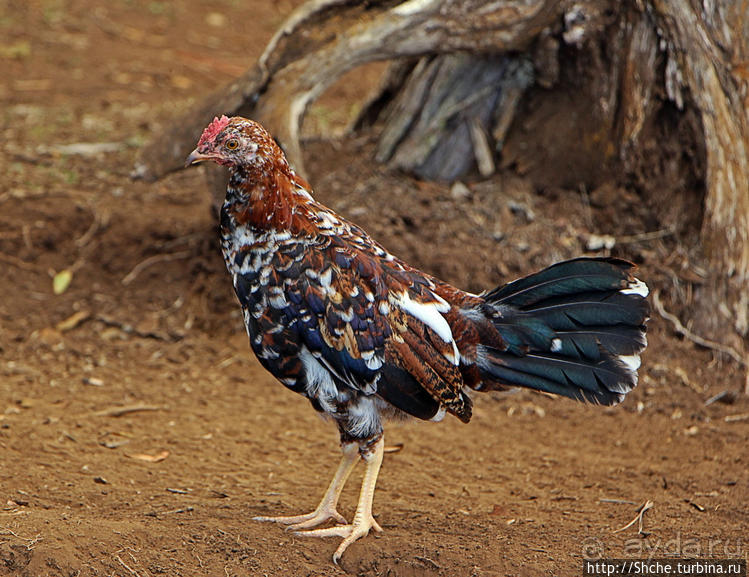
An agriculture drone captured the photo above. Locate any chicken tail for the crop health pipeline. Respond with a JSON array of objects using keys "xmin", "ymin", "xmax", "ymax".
[{"xmin": 472, "ymin": 258, "xmax": 649, "ymax": 405}]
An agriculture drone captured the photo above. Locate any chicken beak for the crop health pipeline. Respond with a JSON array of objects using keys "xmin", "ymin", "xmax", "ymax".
[{"xmin": 185, "ymin": 148, "xmax": 214, "ymax": 167}]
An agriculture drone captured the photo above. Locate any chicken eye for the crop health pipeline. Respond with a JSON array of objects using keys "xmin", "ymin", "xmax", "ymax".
[{"xmin": 225, "ymin": 138, "xmax": 239, "ymax": 150}]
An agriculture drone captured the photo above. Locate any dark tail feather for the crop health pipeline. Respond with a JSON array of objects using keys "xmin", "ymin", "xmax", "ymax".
[{"xmin": 476, "ymin": 258, "xmax": 649, "ymax": 406}]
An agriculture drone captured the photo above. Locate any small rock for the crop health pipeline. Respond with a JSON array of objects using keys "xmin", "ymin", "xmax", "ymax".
[
  {"xmin": 17, "ymin": 398, "xmax": 36, "ymax": 409},
  {"xmin": 450, "ymin": 181, "xmax": 471, "ymax": 200},
  {"xmin": 205, "ymin": 12, "xmax": 227, "ymax": 27},
  {"xmin": 586, "ymin": 234, "xmax": 616, "ymax": 251},
  {"xmin": 507, "ymin": 200, "xmax": 535, "ymax": 222}
]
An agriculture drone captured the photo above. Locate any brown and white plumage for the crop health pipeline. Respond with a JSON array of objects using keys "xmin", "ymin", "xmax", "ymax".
[{"xmin": 186, "ymin": 116, "xmax": 650, "ymax": 562}]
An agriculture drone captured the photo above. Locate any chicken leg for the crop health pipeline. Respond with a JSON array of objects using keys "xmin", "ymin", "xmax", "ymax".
[
  {"xmin": 293, "ymin": 436, "xmax": 384, "ymax": 563},
  {"xmin": 253, "ymin": 441, "xmax": 360, "ymax": 530}
]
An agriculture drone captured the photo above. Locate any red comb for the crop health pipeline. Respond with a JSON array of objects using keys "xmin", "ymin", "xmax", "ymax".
[{"xmin": 198, "ymin": 115, "xmax": 231, "ymax": 146}]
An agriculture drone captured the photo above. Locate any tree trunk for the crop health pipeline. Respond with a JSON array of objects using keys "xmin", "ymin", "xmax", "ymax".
[
  {"xmin": 135, "ymin": 0, "xmax": 749, "ymax": 351},
  {"xmin": 370, "ymin": 53, "xmax": 533, "ymax": 181},
  {"xmin": 654, "ymin": 0, "xmax": 749, "ymax": 341}
]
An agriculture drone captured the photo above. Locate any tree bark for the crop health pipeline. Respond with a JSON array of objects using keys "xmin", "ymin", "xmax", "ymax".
[
  {"xmin": 653, "ymin": 0, "xmax": 749, "ymax": 340},
  {"xmin": 371, "ymin": 53, "xmax": 533, "ymax": 181}
]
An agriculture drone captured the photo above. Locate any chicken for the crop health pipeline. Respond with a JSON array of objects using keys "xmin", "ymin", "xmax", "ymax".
[{"xmin": 185, "ymin": 115, "xmax": 650, "ymax": 562}]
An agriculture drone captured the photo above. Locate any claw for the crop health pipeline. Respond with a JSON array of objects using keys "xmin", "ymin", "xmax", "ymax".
[
  {"xmin": 288, "ymin": 511, "xmax": 348, "ymax": 531},
  {"xmin": 292, "ymin": 512, "xmax": 382, "ymax": 564},
  {"xmin": 253, "ymin": 508, "xmax": 348, "ymax": 530},
  {"xmin": 334, "ymin": 516, "xmax": 382, "ymax": 564}
]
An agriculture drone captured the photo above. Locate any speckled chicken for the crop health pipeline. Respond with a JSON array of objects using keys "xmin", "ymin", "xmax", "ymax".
[{"xmin": 186, "ymin": 116, "xmax": 650, "ymax": 562}]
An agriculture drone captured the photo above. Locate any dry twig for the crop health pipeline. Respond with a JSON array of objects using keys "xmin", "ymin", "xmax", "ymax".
[
  {"xmin": 724, "ymin": 413, "xmax": 749, "ymax": 423},
  {"xmin": 0, "ymin": 252, "xmax": 37, "ymax": 271},
  {"xmin": 95, "ymin": 314, "xmax": 180, "ymax": 342},
  {"xmin": 76, "ymin": 207, "xmax": 109, "ymax": 248},
  {"xmin": 616, "ymin": 227, "xmax": 675, "ymax": 244},
  {"xmin": 652, "ymin": 291, "xmax": 747, "ymax": 367},
  {"xmin": 93, "ymin": 404, "xmax": 164, "ymax": 418},
  {"xmin": 0, "ymin": 527, "xmax": 43, "ymax": 549},
  {"xmin": 121, "ymin": 251, "xmax": 191, "ymax": 286},
  {"xmin": 704, "ymin": 390, "xmax": 735, "ymax": 406},
  {"xmin": 613, "ymin": 500, "xmax": 653, "ymax": 536},
  {"xmin": 114, "ymin": 554, "xmax": 141, "ymax": 577},
  {"xmin": 415, "ymin": 556, "xmax": 441, "ymax": 569}
]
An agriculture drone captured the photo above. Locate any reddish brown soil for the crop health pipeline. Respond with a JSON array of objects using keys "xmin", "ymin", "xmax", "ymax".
[{"xmin": 1, "ymin": 2, "xmax": 747, "ymax": 576}]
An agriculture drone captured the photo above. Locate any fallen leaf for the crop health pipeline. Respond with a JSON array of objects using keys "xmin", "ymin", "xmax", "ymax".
[
  {"xmin": 53, "ymin": 269, "xmax": 73, "ymax": 295},
  {"xmin": 56, "ymin": 310, "xmax": 91, "ymax": 332},
  {"xmin": 127, "ymin": 450, "xmax": 170, "ymax": 463}
]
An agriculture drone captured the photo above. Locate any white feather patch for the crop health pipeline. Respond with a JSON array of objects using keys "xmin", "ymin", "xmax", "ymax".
[
  {"xmin": 338, "ymin": 307, "xmax": 354, "ymax": 322},
  {"xmin": 393, "ymin": 291, "xmax": 460, "ymax": 365},
  {"xmin": 258, "ymin": 347, "xmax": 280, "ymax": 360},
  {"xmin": 618, "ymin": 354, "xmax": 641, "ymax": 371},
  {"xmin": 319, "ymin": 267, "xmax": 333, "ymax": 288},
  {"xmin": 268, "ymin": 287, "xmax": 288, "ymax": 309},
  {"xmin": 393, "ymin": 0, "xmax": 439, "ymax": 16},
  {"xmin": 272, "ymin": 231, "xmax": 292, "ymax": 242},
  {"xmin": 429, "ymin": 406, "xmax": 446, "ymax": 422},
  {"xmin": 621, "ymin": 278, "xmax": 649, "ymax": 297},
  {"xmin": 364, "ymin": 354, "xmax": 383, "ymax": 371},
  {"xmin": 393, "ymin": 292, "xmax": 450, "ymax": 341},
  {"xmin": 299, "ymin": 346, "xmax": 339, "ymax": 413},
  {"xmin": 346, "ymin": 397, "xmax": 381, "ymax": 438}
]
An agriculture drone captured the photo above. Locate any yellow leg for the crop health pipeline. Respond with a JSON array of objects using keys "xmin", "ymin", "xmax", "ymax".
[
  {"xmin": 253, "ymin": 442, "xmax": 359, "ymax": 530},
  {"xmin": 293, "ymin": 436, "xmax": 385, "ymax": 564}
]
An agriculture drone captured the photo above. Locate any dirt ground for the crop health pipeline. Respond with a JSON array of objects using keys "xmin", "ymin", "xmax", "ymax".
[{"xmin": 1, "ymin": 1, "xmax": 747, "ymax": 576}]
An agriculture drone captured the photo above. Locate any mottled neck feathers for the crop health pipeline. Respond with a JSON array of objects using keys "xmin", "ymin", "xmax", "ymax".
[{"xmin": 226, "ymin": 159, "xmax": 315, "ymax": 234}]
